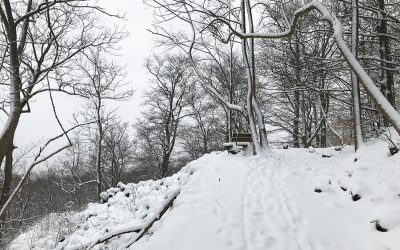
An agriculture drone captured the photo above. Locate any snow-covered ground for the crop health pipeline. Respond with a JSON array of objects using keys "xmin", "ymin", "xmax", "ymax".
[{"xmin": 9, "ymin": 139, "xmax": 400, "ymax": 250}]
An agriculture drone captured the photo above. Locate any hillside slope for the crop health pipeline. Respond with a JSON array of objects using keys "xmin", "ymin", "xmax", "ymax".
[{"xmin": 10, "ymin": 141, "xmax": 400, "ymax": 250}]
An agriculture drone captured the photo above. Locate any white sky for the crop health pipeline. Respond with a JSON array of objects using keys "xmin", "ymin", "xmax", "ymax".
[{"xmin": 14, "ymin": 1, "xmax": 155, "ymax": 150}]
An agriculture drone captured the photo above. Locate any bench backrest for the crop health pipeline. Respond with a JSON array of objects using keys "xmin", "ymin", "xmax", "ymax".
[{"xmin": 232, "ymin": 132, "xmax": 252, "ymax": 142}]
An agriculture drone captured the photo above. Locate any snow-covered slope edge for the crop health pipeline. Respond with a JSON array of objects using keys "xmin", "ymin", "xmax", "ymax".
[{"xmin": 8, "ymin": 152, "xmax": 205, "ymax": 250}]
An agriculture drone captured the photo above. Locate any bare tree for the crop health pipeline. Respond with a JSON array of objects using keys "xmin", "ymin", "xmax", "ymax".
[
  {"xmin": 102, "ymin": 120, "xmax": 135, "ymax": 188},
  {"xmin": 147, "ymin": 0, "xmax": 400, "ymax": 146},
  {"xmin": 0, "ymin": 0, "xmax": 124, "ymax": 219},
  {"xmin": 181, "ymin": 87, "xmax": 225, "ymax": 160},
  {"xmin": 146, "ymin": 0, "xmax": 267, "ymax": 153},
  {"xmin": 135, "ymin": 54, "xmax": 192, "ymax": 177},
  {"xmin": 75, "ymin": 48, "xmax": 132, "ymax": 197}
]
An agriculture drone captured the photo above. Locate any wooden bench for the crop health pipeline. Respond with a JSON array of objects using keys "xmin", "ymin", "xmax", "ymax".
[{"xmin": 224, "ymin": 132, "xmax": 252, "ymax": 154}]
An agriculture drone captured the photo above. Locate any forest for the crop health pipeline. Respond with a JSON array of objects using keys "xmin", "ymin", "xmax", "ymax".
[{"xmin": 1, "ymin": 0, "xmax": 400, "ymax": 249}]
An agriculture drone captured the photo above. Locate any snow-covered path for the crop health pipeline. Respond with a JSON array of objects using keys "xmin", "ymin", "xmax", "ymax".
[
  {"xmin": 134, "ymin": 152, "xmax": 323, "ymax": 250},
  {"xmin": 243, "ymin": 156, "xmax": 314, "ymax": 250},
  {"xmin": 134, "ymin": 153, "xmax": 320, "ymax": 250},
  {"xmin": 134, "ymin": 153, "xmax": 249, "ymax": 250},
  {"xmin": 134, "ymin": 147, "xmax": 400, "ymax": 250}
]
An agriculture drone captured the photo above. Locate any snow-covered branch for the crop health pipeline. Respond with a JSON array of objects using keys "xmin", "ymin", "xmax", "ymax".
[{"xmin": 219, "ymin": 0, "xmax": 400, "ymax": 134}]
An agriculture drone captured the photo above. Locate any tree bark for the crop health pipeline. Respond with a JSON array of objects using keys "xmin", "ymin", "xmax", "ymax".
[
  {"xmin": 0, "ymin": 3, "xmax": 23, "ymax": 222},
  {"xmin": 245, "ymin": 0, "xmax": 269, "ymax": 150},
  {"xmin": 241, "ymin": 0, "xmax": 261, "ymax": 154},
  {"xmin": 161, "ymin": 153, "xmax": 170, "ymax": 177},
  {"xmin": 293, "ymin": 89, "xmax": 300, "ymax": 148},
  {"xmin": 377, "ymin": 0, "xmax": 395, "ymax": 127},
  {"xmin": 96, "ymin": 103, "xmax": 103, "ymax": 197},
  {"xmin": 320, "ymin": 92, "xmax": 328, "ymax": 148},
  {"xmin": 0, "ymin": 148, "xmax": 13, "ymax": 215},
  {"xmin": 351, "ymin": 0, "xmax": 364, "ymax": 150}
]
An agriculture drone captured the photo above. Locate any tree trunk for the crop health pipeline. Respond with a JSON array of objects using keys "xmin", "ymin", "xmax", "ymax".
[
  {"xmin": 320, "ymin": 95, "xmax": 328, "ymax": 148},
  {"xmin": 0, "ymin": 10, "xmax": 23, "ymax": 230},
  {"xmin": 0, "ymin": 148, "xmax": 13, "ymax": 217},
  {"xmin": 319, "ymin": 77, "xmax": 328, "ymax": 148},
  {"xmin": 351, "ymin": 0, "xmax": 364, "ymax": 150},
  {"xmin": 96, "ymin": 113, "xmax": 103, "ymax": 198},
  {"xmin": 203, "ymin": 135, "xmax": 208, "ymax": 154},
  {"xmin": 0, "ymin": 9, "xmax": 23, "ymax": 169},
  {"xmin": 228, "ymin": 35, "xmax": 234, "ymax": 142},
  {"xmin": 293, "ymin": 89, "xmax": 300, "ymax": 148},
  {"xmin": 377, "ymin": 0, "xmax": 395, "ymax": 128},
  {"xmin": 245, "ymin": 0, "xmax": 269, "ymax": 150},
  {"xmin": 0, "ymin": 148, "xmax": 13, "ymax": 207},
  {"xmin": 293, "ymin": 37, "xmax": 303, "ymax": 148},
  {"xmin": 161, "ymin": 154, "xmax": 170, "ymax": 177},
  {"xmin": 0, "ymin": 147, "xmax": 14, "ymax": 242},
  {"xmin": 301, "ymin": 92, "xmax": 307, "ymax": 147},
  {"xmin": 241, "ymin": 0, "xmax": 261, "ymax": 154}
]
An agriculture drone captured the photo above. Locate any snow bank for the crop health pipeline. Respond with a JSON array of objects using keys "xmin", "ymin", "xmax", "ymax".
[
  {"xmin": 8, "ymin": 153, "xmax": 202, "ymax": 250},
  {"xmin": 281, "ymin": 139, "xmax": 400, "ymax": 249}
]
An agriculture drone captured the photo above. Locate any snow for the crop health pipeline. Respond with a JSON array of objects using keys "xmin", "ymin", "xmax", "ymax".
[
  {"xmin": 9, "ymin": 165, "xmax": 196, "ymax": 250},
  {"xmin": 9, "ymin": 137, "xmax": 400, "ymax": 250}
]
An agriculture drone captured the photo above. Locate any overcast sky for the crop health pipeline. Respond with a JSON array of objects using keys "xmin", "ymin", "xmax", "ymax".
[{"xmin": 15, "ymin": 1, "xmax": 155, "ymax": 151}]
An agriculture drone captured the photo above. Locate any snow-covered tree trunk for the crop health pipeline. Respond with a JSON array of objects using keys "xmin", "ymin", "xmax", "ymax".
[
  {"xmin": 230, "ymin": 1, "xmax": 400, "ymax": 136},
  {"xmin": 351, "ymin": 0, "xmax": 364, "ymax": 151},
  {"xmin": 241, "ymin": 0, "xmax": 261, "ymax": 154},
  {"xmin": 245, "ymin": 0, "xmax": 269, "ymax": 150},
  {"xmin": 228, "ymin": 2, "xmax": 234, "ymax": 143}
]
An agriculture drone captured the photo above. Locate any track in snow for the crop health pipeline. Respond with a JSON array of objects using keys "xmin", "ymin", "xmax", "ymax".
[
  {"xmin": 134, "ymin": 149, "xmax": 397, "ymax": 250},
  {"xmin": 243, "ymin": 156, "xmax": 314, "ymax": 250}
]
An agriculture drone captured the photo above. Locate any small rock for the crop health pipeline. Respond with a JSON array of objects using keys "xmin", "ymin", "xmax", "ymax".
[
  {"xmin": 352, "ymin": 193, "xmax": 361, "ymax": 201},
  {"xmin": 389, "ymin": 146, "xmax": 398, "ymax": 155},
  {"xmin": 314, "ymin": 188, "xmax": 322, "ymax": 193},
  {"xmin": 372, "ymin": 221, "xmax": 388, "ymax": 232}
]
